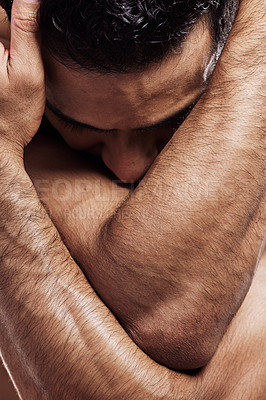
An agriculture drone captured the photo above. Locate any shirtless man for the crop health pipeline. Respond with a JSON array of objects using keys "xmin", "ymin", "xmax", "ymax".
[{"xmin": 0, "ymin": 0, "xmax": 265, "ymax": 398}]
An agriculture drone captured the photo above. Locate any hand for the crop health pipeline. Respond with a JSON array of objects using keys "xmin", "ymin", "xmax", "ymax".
[{"xmin": 0, "ymin": 0, "xmax": 44, "ymax": 159}]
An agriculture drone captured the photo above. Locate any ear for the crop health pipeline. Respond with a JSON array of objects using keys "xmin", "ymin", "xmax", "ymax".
[{"xmin": 0, "ymin": 0, "xmax": 12, "ymax": 19}]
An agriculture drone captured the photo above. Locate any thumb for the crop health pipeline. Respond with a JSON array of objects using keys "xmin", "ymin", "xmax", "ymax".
[{"xmin": 9, "ymin": 0, "xmax": 42, "ymax": 70}]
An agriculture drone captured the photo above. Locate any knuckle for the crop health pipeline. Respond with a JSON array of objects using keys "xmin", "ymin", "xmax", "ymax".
[{"xmin": 13, "ymin": 10, "xmax": 38, "ymax": 34}]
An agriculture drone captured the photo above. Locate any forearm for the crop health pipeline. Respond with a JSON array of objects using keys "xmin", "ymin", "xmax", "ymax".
[
  {"xmin": 19, "ymin": 132, "xmax": 266, "ymax": 400},
  {"xmin": 1, "ymin": 154, "xmax": 265, "ymax": 400},
  {"xmin": 84, "ymin": 0, "xmax": 266, "ymax": 369},
  {"xmin": 0, "ymin": 159, "xmax": 175, "ymax": 400}
]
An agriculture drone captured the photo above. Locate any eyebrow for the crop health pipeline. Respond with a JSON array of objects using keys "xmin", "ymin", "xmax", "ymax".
[{"xmin": 45, "ymin": 97, "xmax": 199, "ymax": 133}]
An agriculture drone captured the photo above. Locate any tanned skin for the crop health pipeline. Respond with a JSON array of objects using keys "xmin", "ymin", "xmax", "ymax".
[
  {"xmin": 7, "ymin": 127, "xmax": 266, "ymax": 399},
  {"xmin": 82, "ymin": 5, "xmax": 265, "ymax": 367},
  {"xmin": 0, "ymin": 0, "xmax": 265, "ymax": 397},
  {"xmin": 40, "ymin": 0, "xmax": 265, "ymax": 370},
  {"xmin": 18, "ymin": 0, "xmax": 266, "ymax": 370},
  {"xmin": 20, "ymin": 0, "xmax": 266, "ymax": 371}
]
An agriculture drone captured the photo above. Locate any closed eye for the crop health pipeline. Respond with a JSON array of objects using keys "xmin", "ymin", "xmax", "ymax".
[
  {"xmin": 46, "ymin": 95, "xmax": 199, "ymax": 135},
  {"xmin": 138, "ymin": 103, "xmax": 195, "ymax": 133},
  {"xmin": 57, "ymin": 116, "xmax": 88, "ymax": 133}
]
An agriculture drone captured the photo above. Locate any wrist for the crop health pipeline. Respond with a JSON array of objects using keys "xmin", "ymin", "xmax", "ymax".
[{"xmin": 0, "ymin": 141, "xmax": 25, "ymax": 172}]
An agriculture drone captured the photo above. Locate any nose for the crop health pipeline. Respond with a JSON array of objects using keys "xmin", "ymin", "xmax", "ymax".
[{"xmin": 101, "ymin": 132, "xmax": 158, "ymax": 183}]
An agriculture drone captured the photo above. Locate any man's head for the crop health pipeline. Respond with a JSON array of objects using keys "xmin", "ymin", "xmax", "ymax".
[
  {"xmin": 1, "ymin": 0, "xmax": 238, "ymax": 182},
  {"xmin": 1, "ymin": 0, "xmax": 238, "ymax": 72}
]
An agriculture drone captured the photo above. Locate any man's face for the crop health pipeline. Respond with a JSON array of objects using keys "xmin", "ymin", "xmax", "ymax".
[{"xmin": 45, "ymin": 20, "xmax": 215, "ymax": 183}]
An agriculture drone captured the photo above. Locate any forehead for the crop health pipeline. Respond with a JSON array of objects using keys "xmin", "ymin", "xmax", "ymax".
[{"xmin": 45, "ymin": 20, "xmax": 215, "ymax": 130}]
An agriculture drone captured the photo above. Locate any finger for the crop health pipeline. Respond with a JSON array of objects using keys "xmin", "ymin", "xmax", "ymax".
[{"xmin": 9, "ymin": 0, "xmax": 42, "ymax": 71}]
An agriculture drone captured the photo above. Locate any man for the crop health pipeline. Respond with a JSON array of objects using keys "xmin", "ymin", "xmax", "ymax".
[{"xmin": 0, "ymin": 0, "xmax": 265, "ymax": 398}]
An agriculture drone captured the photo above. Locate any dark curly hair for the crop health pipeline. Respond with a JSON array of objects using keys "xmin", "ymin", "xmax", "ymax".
[{"xmin": 1, "ymin": 0, "xmax": 238, "ymax": 73}]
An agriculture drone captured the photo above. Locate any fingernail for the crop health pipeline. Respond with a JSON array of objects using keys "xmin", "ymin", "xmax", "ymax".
[{"xmin": 23, "ymin": 0, "xmax": 41, "ymax": 3}]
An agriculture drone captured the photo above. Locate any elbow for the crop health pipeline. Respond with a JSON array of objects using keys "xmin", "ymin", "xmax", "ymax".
[{"xmin": 126, "ymin": 312, "xmax": 222, "ymax": 371}]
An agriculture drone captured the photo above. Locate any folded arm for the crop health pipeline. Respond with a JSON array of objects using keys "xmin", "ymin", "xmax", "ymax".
[
  {"xmin": 75, "ymin": 0, "xmax": 266, "ymax": 369},
  {"xmin": 1, "ymin": 0, "xmax": 265, "ymax": 374},
  {"xmin": 1, "ymin": 131, "xmax": 265, "ymax": 400},
  {"xmin": 1, "ymin": 156, "xmax": 195, "ymax": 399}
]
